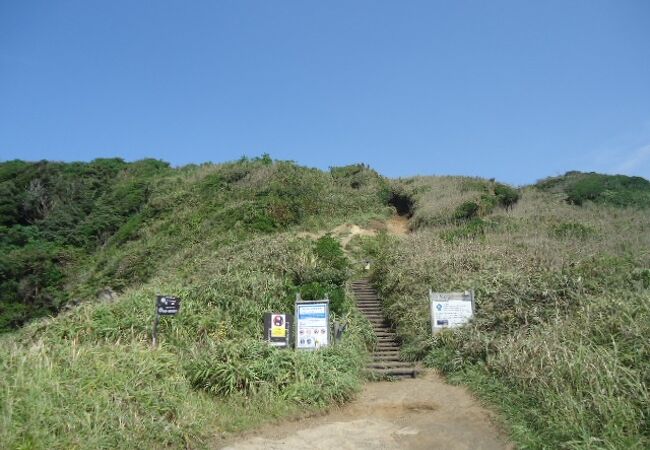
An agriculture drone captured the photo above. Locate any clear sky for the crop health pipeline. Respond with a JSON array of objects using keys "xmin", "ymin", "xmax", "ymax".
[{"xmin": 1, "ymin": 1, "xmax": 649, "ymax": 185}]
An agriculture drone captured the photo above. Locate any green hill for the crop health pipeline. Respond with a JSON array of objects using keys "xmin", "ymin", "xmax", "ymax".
[
  {"xmin": 536, "ymin": 170, "xmax": 650, "ymax": 207},
  {"xmin": 0, "ymin": 157, "xmax": 389, "ymax": 448},
  {"xmin": 1, "ymin": 159, "xmax": 648, "ymax": 449}
]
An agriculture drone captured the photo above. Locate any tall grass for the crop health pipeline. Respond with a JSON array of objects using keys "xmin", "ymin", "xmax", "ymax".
[
  {"xmin": 1, "ymin": 233, "xmax": 375, "ymax": 448},
  {"xmin": 1, "ymin": 158, "xmax": 387, "ymax": 448},
  {"xmin": 369, "ymin": 186, "xmax": 650, "ymax": 448}
]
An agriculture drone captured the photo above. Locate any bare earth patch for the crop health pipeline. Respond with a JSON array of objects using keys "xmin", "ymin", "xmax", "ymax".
[
  {"xmin": 220, "ymin": 370, "xmax": 513, "ymax": 450},
  {"xmin": 297, "ymin": 216, "xmax": 409, "ymax": 248}
]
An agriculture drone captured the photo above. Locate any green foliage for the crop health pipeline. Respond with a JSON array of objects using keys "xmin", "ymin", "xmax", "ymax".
[
  {"xmin": 537, "ymin": 171, "xmax": 650, "ymax": 208},
  {"xmin": 440, "ymin": 218, "xmax": 487, "ymax": 243},
  {"xmin": 368, "ymin": 186, "xmax": 650, "ymax": 449},
  {"xmin": 453, "ymin": 201, "xmax": 480, "ymax": 221},
  {"xmin": 1, "ymin": 230, "xmax": 371, "ymax": 448},
  {"xmin": 184, "ymin": 338, "xmax": 363, "ymax": 404},
  {"xmin": 0, "ymin": 157, "xmax": 388, "ymax": 331},
  {"xmin": 314, "ymin": 235, "xmax": 347, "ymax": 272},
  {"xmin": 493, "ymin": 183, "xmax": 520, "ymax": 209},
  {"xmin": 551, "ymin": 221, "xmax": 596, "ymax": 240},
  {"xmin": 0, "ymin": 156, "xmax": 385, "ymax": 448},
  {"xmin": 400, "ymin": 176, "xmax": 517, "ymax": 230}
]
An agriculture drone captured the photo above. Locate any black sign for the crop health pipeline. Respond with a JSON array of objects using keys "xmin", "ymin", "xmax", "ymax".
[{"xmin": 156, "ymin": 295, "xmax": 181, "ymax": 315}]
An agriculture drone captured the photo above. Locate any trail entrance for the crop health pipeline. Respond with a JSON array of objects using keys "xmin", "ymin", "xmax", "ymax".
[{"xmin": 221, "ymin": 371, "xmax": 512, "ymax": 449}]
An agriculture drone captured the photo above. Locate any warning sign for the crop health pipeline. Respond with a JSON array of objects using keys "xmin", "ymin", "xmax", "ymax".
[
  {"xmin": 264, "ymin": 312, "xmax": 292, "ymax": 348},
  {"xmin": 271, "ymin": 314, "xmax": 286, "ymax": 337}
]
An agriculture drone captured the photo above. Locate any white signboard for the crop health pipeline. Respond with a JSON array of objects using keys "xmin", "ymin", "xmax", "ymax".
[
  {"xmin": 430, "ymin": 290, "xmax": 474, "ymax": 333},
  {"xmin": 295, "ymin": 300, "xmax": 330, "ymax": 350}
]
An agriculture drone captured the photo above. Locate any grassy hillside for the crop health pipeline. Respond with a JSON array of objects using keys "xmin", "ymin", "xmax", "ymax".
[
  {"xmin": 0, "ymin": 158, "xmax": 389, "ymax": 448},
  {"xmin": 361, "ymin": 177, "xmax": 650, "ymax": 449},
  {"xmin": 2, "ymin": 161, "xmax": 649, "ymax": 449},
  {"xmin": 0, "ymin": 157, "xmax": 389, "ymax": 330}
]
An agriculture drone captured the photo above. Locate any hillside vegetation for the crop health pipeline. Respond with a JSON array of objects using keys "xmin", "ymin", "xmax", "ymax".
[
  {"xmin": 537, "ymin": 170, "xmax": 650, "ymax": 207},
  {"xmin": 1, "ymin": 160, "xmax": 649, "ymax": 449},
  {"xmin": 362, "ymin": 174, "xmax": 650, "ymax": 449},
  {"xmin": 0, "ymin": 158, "xmax": 389, "ymax": 448}
]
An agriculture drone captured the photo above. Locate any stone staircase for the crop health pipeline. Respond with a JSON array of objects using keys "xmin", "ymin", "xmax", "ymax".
[{"xmin": 351, "ymin": 279, "xmax": 417, "ymax": 379}]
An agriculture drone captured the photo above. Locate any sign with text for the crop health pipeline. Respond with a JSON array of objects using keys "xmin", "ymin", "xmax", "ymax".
[
  {"xmin": 153, "ymin": 295, "xmax": 181, "ymax": 347},
  {"xmin": 156, "ymin": 295, "xmax": 181, "ymax": 315},
  {"xmin": 430, "ymin": 290, "xmax": 474, "ymax": 333},
  {"xmin": 264, "ymin": 313, "xmax": 293, "ymax": 348},
  {"xmin": 295, "ymin": 300, "xmax": 330, "ymax": 350}
]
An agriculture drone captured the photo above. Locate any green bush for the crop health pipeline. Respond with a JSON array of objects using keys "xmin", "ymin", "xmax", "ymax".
[
  {"xmin": 537, "ymin": 171, "xmax": 650, "ymax": 208},
  {"xmin": 551, "ymin": 222, "xmax": 596, "ymax": 240},
  {"xmin": 454, "ymin": 201, "xmax": 480, "ymax": 221},
  {"xmin": 440, "ymin": 218, "xmax": 487, "ymax": 243},
  {"xmin": 314, "ymin": 235, "xmax": 347, "ymax": 271},
  {"xmin": 494, "ymin": 183, "xmax": 520, "ymax": 209}
]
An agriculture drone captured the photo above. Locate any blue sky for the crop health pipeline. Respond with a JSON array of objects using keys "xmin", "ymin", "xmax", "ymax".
[{"xmin": 1, "ymin": 1, "xmax": 649, "ymax": 185}]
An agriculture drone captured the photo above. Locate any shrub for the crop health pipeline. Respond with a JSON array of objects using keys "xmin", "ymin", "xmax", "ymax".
[
  {"xmin": 551, "ymin": 222, "xmax": 596, "ymax": 240},
  {"xmin": 454, "ymin": 201, "xmax": 480, "ymax": 221},
  {"xmin": 440, "ymin": 218, "xmax": 487, "ymax": 243},
  {"xmin": 494, "ymin": 183, "xmax": 520, "ymax": 209}
]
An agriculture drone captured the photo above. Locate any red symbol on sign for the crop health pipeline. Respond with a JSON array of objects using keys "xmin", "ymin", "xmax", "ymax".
[{"xmin": 273, "ymin": 315, "xmax": 284, "ymax": 327}]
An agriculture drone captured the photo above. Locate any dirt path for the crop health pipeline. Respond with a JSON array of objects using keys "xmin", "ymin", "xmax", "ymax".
[
  {"xmin": 221, "ymin": 370, "xmax": 512, "ymax": 450},
  {"xmin": 386, "ymin": 215, "xmax": 409, "ymax": 235}
]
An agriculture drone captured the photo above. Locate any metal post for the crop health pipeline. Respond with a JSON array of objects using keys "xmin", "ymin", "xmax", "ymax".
[{"xmin": 152, "ymin": 313, "xmax": 160, "ymax": 348}]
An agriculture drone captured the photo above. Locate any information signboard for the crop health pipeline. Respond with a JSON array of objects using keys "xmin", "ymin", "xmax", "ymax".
[
  {"xmin": 156, "ymin": 295, "xmax": 181, "ymax": 315},
  {"xmin": 264, "ymin": 312, "xmax": 293, "ymax": 348},
  {"xmin": 430, "ymin": 290, "xmax": 474, "ymax": 333},
  {"xmin": 295, "ymin": 300, "xmax": 330, "ymax": 350}
]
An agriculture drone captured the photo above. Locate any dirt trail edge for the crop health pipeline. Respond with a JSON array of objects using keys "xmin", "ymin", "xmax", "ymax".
[{"xmin": 220, "ymin": 370, "xmax": 513, "ymax": 450}]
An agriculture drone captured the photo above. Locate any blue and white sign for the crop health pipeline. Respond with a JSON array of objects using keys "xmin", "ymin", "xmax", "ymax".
[
  {"xmin": 430, "ymin": 290, "xmax": 474, "ymax": 333},
  {"xmin": 295, "ymin": 300, "xmax": 330, "ymax": 350}
]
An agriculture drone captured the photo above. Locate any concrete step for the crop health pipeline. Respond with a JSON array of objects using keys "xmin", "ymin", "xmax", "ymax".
[
  {"xmin": 368, "ymin": 368, "xmax": 418, "ymax": 379},
  {"xmin": 368, "ymin": 361, "xmax": 414, "ymax": 368},
  {"xmin": 372, "ymin": 356, "xmax": 402, "ymax": 362}
]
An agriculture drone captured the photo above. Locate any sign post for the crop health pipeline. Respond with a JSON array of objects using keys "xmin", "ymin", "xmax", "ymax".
[
  {"xmin": 430, "ymin": 290, "xmax": 474, "ymax": 334},
  {"xmin": 153, "ymin": 295, "xmax": 181, "ymax": 347},
  {"xmin": 295, "ymin": 294, "xmax": 330, "ymax": 350},
  {"xmin": 264, "ymin": 312, "xmax": 293, "ymax": 348}
]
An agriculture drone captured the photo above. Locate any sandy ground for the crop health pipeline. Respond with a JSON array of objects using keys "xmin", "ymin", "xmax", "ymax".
[
  {"xmin": 298, "ymin": 215, "xmax": 410, "ymax": 248},
  {"xmin": 220, "ymin": 370, "xmax": 513, "ymax": 450}
]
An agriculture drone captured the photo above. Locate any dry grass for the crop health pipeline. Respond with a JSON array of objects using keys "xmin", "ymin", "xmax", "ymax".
[{"xmin": 370, "ymin": 186, "xmax": 650, "ymax": 449}]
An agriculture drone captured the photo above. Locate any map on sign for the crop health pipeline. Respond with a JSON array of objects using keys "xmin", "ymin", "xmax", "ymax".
[
  {"xmin": 430, "ymin": 291, "xmax": 474, "ymax": 333},
  {"xmin": 295, "ymin": 300, "xmax": 329, "ymax": 350}
]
